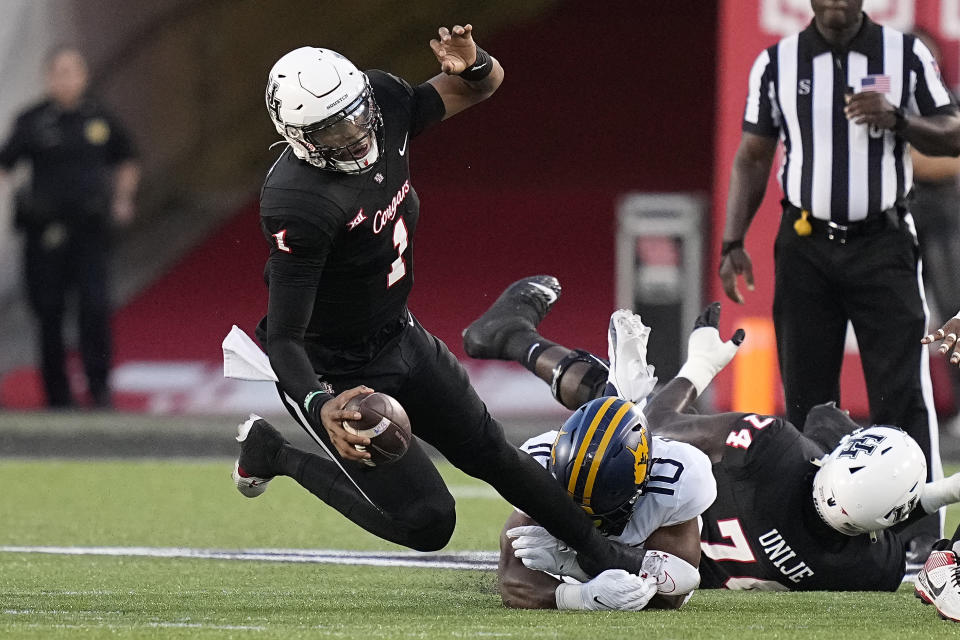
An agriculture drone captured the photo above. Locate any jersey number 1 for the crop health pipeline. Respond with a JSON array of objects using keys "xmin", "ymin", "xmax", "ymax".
[{"xmin": 387, "ymin": 219, "xmax": 408, "ymax": 287}]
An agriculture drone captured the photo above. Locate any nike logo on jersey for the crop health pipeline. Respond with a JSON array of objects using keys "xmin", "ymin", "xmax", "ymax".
[
  {"xmin": 528, "ymin": 281, "xmax": 558, "ymax": 304},
  {"xmin": 398, "ymin": 133, "xmax": 408, "ymax": 157},
  {"xmin": 346, "ymin": 209, "xmax": 368, "ymax": 231}
]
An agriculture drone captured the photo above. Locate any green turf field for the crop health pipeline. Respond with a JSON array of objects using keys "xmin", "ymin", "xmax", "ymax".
[{"xmin": 1, "ymin": 458, "xmax": 958, "ymax": 639}]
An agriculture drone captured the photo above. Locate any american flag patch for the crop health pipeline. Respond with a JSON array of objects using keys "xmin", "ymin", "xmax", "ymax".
[{"xmin": 860, "ymin": 75, "xmax": 891, "ymax": 93}]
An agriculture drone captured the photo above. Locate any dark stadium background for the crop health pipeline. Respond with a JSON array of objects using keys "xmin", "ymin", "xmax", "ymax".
[
  {"xmin": 0, "ymin": 0, "xmax": 719, "ymax": 412},
  {"xmin": 0, "ymin": 0, "xmax": 956, "ymax": 441}
]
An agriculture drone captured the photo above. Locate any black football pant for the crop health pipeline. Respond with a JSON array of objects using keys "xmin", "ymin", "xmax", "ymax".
[
  {"xmin": 23, "ymin": 222, "xmax": 112, "ymax": 407},
  {"xmin": 275, "ymin": 313, "xmax": 605, "ymax": 556},
  {"xmin": 772, "ymin": 210, "xmax": 942, "ymax": 537}
]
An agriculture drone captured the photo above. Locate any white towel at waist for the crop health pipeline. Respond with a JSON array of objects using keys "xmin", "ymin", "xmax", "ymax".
[{"xmin": 222, "ymin": 325, "xmax": 278, "ymax": 382}]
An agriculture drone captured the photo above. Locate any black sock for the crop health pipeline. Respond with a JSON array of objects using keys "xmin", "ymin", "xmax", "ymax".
[{"xmin": 511, "ymin": 335, "xmax": 558, "ymax": 373}]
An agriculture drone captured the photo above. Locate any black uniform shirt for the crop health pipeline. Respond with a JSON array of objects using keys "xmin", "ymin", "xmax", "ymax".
[
  {"xmin": 0, "ymin": 98, "xmax": 135, "ymax": 210},
  {"xmin": 699, "ymin": 414, "xmax": 904, "ymax": 591},
  {"xmin": 256, "ymin": 70, "xmax": 445, "ymax": 405}
]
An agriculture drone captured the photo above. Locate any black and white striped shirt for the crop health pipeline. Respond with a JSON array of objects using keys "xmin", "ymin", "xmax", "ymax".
[{"xmin": 743, "ymin": 15, "xmax": 956, "ymax": 222}]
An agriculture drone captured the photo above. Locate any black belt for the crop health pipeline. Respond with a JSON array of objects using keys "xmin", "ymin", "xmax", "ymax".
[{"xmin": 783, "ymin": 202, "xmax": 902, "ymax": 244}]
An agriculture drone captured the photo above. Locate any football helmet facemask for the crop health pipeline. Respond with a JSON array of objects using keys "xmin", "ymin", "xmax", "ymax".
[
  {"xmin": 811, "ymin": 425, "xmax": 926, "ymax": 540},
  {"xmin": 266, "ymin": 47, "xmax": 382, "ymax": 173},
  {"xmin": 548, "ymin": 396, "xmax": 652, "ymax": 536}
]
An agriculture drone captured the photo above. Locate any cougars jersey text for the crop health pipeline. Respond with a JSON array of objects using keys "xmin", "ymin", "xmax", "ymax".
[{"xmin": 257, "ymin": 70, "xmax": 444, "ymax": 345}]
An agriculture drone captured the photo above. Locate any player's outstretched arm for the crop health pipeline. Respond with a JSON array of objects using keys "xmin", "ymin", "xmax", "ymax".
[
  {"xmin": 427, "ymin": 24, "xmax": 504, "ymax": 120},
  {"xmin": 645, "ymin": 303, "xmax": 745, "ymax": 462},
  {"xmin": 500, "ymin": 514, "xmax": 700, "ymax": 610},
  {"xmin": 923, "ymin": 313, "xmax": 960, "ymax": 367},
  {"xmin": 499, "ymin": 510, "xmax": 659, "ymax": 611}
]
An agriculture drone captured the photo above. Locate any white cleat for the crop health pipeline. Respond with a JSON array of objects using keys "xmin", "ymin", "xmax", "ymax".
[
  {"xmin": 936, "ymin": 568, "xmax": 960, "ymax": 622},
  {"xmin": 607, "ymin": 309, "xmax": 658, "ymax": 404},
  {"xmin": 232, "ymin": 414, "xmax": 273, "ymax": 498},
  {"xmin": 916, "ymin": 542, "xmax": 960, "ymax": 622},
  {"xmin": 640, "ymin": 549, "xmax": 700, "ymax": 600},
  {"xmin": 916, "ymin": 547, "xmax": 954, "ymax": 605}
]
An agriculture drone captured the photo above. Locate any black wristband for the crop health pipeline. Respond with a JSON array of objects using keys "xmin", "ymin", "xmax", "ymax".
[
  {"xmin": 459, "ymin": 47, "xmax": 492, "ymax": 81},
  {"xmin": 721, "ymin": 240, "xmax": 744, "ymax": 257}
]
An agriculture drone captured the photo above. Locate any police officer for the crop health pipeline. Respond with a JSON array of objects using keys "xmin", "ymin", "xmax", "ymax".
[{"xmin": 0, "ymin": 47, "xmax": 139, "ymax": 408}]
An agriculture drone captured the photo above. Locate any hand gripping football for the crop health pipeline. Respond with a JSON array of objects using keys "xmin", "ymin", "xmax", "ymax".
[{"xmin": 342, "ymin": 392, "xmax": 412, "ymax": 466}]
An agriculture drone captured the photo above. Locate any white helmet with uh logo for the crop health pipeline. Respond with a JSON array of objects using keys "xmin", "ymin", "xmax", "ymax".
[
  {"xmin": 266, "ymin": 47, "xmax": 382, "ymax": 173},
  {"xmin": 812, "ymin": 425, "xmax": 926, "ymax": 541}
]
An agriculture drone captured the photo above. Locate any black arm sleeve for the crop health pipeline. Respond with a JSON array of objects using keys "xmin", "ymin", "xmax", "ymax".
[{"xmin": 262, "ymin": 215, "xmax": 334, "ymax": 408}]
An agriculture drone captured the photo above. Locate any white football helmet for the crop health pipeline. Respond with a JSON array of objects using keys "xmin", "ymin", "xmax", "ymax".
[
  {"xmin": 812, "ymin": 425, "xmax": 926, "ymax": 540},
  {"xmin": 266, "ymin": 47, "xmax": 382, "ymax": 173}
]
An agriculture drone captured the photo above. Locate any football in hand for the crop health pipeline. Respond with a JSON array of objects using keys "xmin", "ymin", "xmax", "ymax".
[{"xmin": 342, "ymin": 392, "xmax": 412, "ymax": 466}]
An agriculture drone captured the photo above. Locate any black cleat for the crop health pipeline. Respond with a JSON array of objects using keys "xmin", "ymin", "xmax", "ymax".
[
  {"xmin": 462, "ymin": 275, "xmax": 561, "ymax": 360},
  {"xmin": 232, "ymin": 414, "xmax": 287, "ymax": 498}
]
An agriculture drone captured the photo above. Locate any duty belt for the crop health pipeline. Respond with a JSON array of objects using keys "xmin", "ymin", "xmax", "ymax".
[{"xmin": 783, "ymin": 202, "xmax": 902, "ymax": 244}]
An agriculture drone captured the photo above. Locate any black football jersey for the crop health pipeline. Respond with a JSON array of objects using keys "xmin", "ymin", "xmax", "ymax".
[
  {"xmin": 698, "ymin": 414, "xmax": 905, "ymax": 591},
  {"xmin": 258, "ymin": 70, "xmax": 445, "ymax": 344}
]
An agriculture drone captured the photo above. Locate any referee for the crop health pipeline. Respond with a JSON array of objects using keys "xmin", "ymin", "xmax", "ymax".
[{"xmin": 718, "ymin": 0, "xmax": 960, "ymax": 553}]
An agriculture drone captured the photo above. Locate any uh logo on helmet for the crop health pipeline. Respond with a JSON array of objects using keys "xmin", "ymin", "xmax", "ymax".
[
  {"xmin": 811, "ymin": 425, "xmax": 926, "ymax": 541},
  {"xmin": 266, "ymin": 46, "xmax": 383, "ymax": 173},
  {"xmin": 547, "ymin": 396, "xmax": 652, "ymax": 536}
]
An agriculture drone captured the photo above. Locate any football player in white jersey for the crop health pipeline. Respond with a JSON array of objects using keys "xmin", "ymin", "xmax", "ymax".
[
  {"xmin": 499, "ymin": 397, "xmax": 717, "ymax": 610},
  {"xmin": 490, "ymin": 287, "xmax": 732, "ymax": 610},
  {"xmin": 469, "ymin": 277, "xmax": 960, "ymax": 608}
]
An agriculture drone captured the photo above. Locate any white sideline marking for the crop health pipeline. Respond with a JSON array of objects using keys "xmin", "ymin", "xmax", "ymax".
[
  {"xmin": 12, "ymin": 622, "xmax": 267, "ymax": 632},
  {"xmin": 0, "ymin": 546, "xmax": 499, "ymax": 571}
]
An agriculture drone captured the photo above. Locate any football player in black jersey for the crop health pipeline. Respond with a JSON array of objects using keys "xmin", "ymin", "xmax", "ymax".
[
  {"xmin": 230, "ymin": 26, "xmax": 650, "ymax": 577},
  {"xmin": 464, "ymin": 276, "xmax": 960, "ymax": 590}
]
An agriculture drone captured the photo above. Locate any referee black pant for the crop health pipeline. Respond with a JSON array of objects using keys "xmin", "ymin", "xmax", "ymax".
[{"xmin": 772, "ymin": 208, "xmax": 942, "ymax": 535}]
